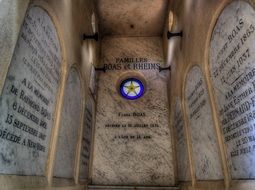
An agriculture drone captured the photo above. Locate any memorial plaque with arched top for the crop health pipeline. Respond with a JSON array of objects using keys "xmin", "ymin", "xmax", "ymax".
[
  {"xmin": 185, "ymin": 66, "xmax": 223, "ymax": 180},
  {"xmin": 54, "ymin": 68, "xmax": 82, "ymax": 178},
  {"xmin": 209, "ymin": 1, "xmax": 255, "ymax": 179},
  {"xmin": 173, "ymin": 98, "xmax": 190, "ymax": 181},
  {"xmin": 0, "ymin": 6, "xmax": 61, "ymax": 175},
  {"xmin": 80, "ymin": 95, "xmax": 94, "ymax": 180}
]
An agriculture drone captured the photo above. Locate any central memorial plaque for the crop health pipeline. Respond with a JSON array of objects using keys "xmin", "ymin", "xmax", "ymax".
[
  {"xmin": 209, "ymin": 0, "xmax": 255, "ymax": 179},
  {"xmin": 92, "ymin": 37, "xmax": 174, "ymax": 186},
  {"xmin": 185, "ymin": 66, "xmax": 223, "ymax": 180},
  {"xmin": 0, "ymin": 6, "xmax": 61, "ymax": 175}
]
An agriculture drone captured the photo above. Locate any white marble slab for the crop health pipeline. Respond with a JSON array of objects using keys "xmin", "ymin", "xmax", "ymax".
[
  {"xmin": 0, "ymin": 6, "xmax": 61, "ymax": 175},
  {"xmin": 53, "ymin": 68, "xmax": 82, "ymax": 178},
  {"xmin": 80, "ymin": 95, "xmax": 94, "ymax": 180},
  {"xmin": 0, "ymin": 0, "xmax": 29, "ymax": 93},
  {"xmin": 173, "ymin": 98, "xmax": 190, "ymax": 181},
  {"xmin": 92, "ymin": 37, "xmax": 174, "ymax": 186},
  {"xmin": 185, "ymin": 66, "xmax": 223, "ymax": 180},
  {"xmin": 209, "ymin": 0, "xmax": 255, "ymax": 179}
]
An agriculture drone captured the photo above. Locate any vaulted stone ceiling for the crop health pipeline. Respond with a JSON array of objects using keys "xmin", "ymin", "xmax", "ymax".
[{"xmin": 96, "ymin": 0, "xmax": 169, "ymax": 37}]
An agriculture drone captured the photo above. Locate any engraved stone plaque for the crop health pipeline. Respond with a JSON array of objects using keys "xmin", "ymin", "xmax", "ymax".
[
  {"xmin": 54, "ymin": 68, "xmax": 82, "ymax": 178},
  {"xmin": 209, "ymin": 1, "xmax": 255, "ymax": 179},
  {"xmin": 89, "ymin": 65, "xmax": 97, "ymax": 96},
  {"xmin": 80, "ymin": 96, "xmax": 94, "ymax": 180},
  {"xmin": 185, "ymin": 66, "xmax": 223, "ymax": 180},
  {"xmin": 92, "ymin": 37, "xmax": 174, "ymax": 186},
  {"xmin": 173, "ymin": 98, "xmax": 190, "ymax": 181},
  {"xmin": 0, "ymin": 6, "xmax": 61, "ymax": 175}
]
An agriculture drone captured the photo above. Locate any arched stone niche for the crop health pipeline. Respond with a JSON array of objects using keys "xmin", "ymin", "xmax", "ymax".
[
  {"xmin": 173, "ymin": 97, "xmax": 190, "ymax": 181},
  {"xmin": 53, "ymin": 67, "xmax": 82, "ymax": 178},
  {"xmin": 0, "ymin": 6, "xmax": 62, "ymax": 175},
  {"xmin": 185, "ymin": 66, "xmax": 223, "ymax": 180},
  {"xmin": 209, "ymin": 0, "xmax": 255, "ymax": 179}
]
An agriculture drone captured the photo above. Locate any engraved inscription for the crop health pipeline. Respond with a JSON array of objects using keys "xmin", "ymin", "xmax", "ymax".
[
  {"xmin": 185, "ymin": 66, "xmax": 223, "ymax": 180},
  {"xmin": 103, "ymin": 57, "xmax": 160, "ymax": 71},
  {"xmin": 53, "ymin": 68, "xmax": 82, "ymax": 178},
  {"xmin": 0, "ymin": 7, "xmax": 61, "ymax": 175},
  {"xmin": 105, "ymin": 112, "xmax": 156, "ymax": 141},
  {"xmin": 209, "ymin": 1, "xmax": 255, "ymax": 178},
  {"xmin": 93, "ymin": 37, "xmax": 173, "ymax": 185}
]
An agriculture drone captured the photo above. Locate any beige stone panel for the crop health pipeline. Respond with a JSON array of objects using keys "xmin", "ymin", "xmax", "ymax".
[{"xmin": 209, "ymin": 0, "xmax": 255, "ymax": 179}]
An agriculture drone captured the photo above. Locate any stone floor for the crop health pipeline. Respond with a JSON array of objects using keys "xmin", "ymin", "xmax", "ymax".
[{"xmin": 88, "ymin": 185, "xmax": 180, "ymax": 190}]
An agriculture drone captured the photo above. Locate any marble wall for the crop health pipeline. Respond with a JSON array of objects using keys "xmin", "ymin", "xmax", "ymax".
[
  {"xmin": 0, "ymin": 6, "xmax": 61, "ymax": 175},
  {"xmin": 0, "ymin": 0, "xmax": 29, "ymax": 94},
  {"xmin": 185, "ymin": 66, "xmax": 223, "ymax": 180},
  {"xmin": 92, "ymin": 37, "xmax": 174, "ymax": 186},
  {"xmin": 0, "ymin": 0, "xmax": 98, "ymax": 189},
  {"xmin": 80, "ymin": 95, "xmax": 94, "ymax": 180},
  {"xmin": 173, "ymin": 98, "xmax": 190, "ymax": 181},
  {"xmin": 54, "ymin": 68, "xmax": 82, "ymax": 178},
  {"xmin": 209, "ymin": 0, "xmax": 255, "ymax": 179}
]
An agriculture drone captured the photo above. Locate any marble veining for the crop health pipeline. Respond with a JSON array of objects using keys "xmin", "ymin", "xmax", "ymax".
[
  {"xmin": 185, "ymin": 66, "xmax": 223, "ymax": 180},
  {"xmin": 173, "ymin": 98, "xmax": 190, "ymax": 181},
  {"xmin": 209, "ymin": 0, "xmax": 255, "ymax": 179},
  {"xmin": 92, "ymin": 37, "xmax": 174, "ymax": 186},
  {"xmin": 96, "ymin": 0, "xmax": 168, "ymax": 36},
  {"xmin": 0, "ymin": 0, "xmax": 29, "ymax": 94},
  {"xmin": 0, "ymin": 6, "xmax": 61, "ymax": 175},
  {"xmin": 80, "ymin": 95, "xmax": 94, "ymax": 180},
  {"xmin": 53, "ymin": 68, "xmax": 82, "ymax": 178}
]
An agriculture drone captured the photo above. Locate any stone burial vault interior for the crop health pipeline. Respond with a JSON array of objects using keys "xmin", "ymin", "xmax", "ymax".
[{"xmin": 1, "ymin": 0, "xmax": 255, "ymax": 190}]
